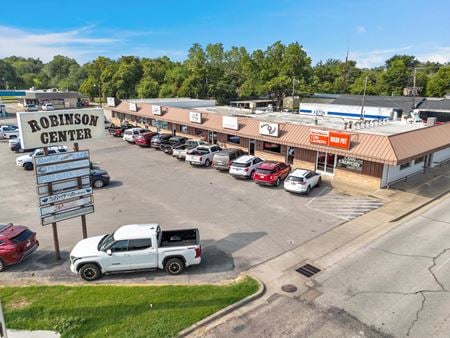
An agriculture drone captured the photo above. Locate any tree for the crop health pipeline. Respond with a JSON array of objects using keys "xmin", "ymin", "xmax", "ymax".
[
  {"xmin": 41, "ymin": 55, "xmax": 80, "ymax": 89},
  {"xmin": 112, "ymin": 56, "xmax": 142, "ymax": 99},
  {"xmin": 137, "ymin": 78, "xmax": 159, "ymax": 98},
  {"xmin": 0, "ymin": 60, "xmax": 18, "ymax": 89},
  {"xmin": 427, "ymin": 66, "xmax": 450, "ymax": 97}
]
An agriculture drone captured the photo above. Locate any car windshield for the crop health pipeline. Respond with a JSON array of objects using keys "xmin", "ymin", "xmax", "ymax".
[
  {"xmin": 193, "ymin": 148, "xmax": 209, "ymax": 154},
  {"xmin": 287, "ymin": 176, "xmax": 304, "ymax": 182},
  {"xmin": 98, "ymin": 233, "xmax": 114, "ymax": 251}
]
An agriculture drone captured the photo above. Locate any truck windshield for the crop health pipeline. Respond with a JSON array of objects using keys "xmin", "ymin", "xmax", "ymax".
[{"xmin": 98, "ymin": 234, "xmax": 114, "ymax": 251}]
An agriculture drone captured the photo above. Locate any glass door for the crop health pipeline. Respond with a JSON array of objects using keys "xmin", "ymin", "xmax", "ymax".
[
  {"xmin": 316, "ymin": 152, "xmax": 336, "ymax": 174},
  {"xmin": 317, "ymin": 152, "xmax": 326, "ymax": 172}
]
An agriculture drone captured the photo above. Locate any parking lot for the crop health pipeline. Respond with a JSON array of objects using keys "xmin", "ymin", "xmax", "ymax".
[{"xmin": 0, "ymin": 124, "xmax": 383, "ymax": 285}]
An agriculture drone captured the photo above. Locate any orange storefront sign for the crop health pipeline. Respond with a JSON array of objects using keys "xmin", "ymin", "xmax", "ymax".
[
  {"xmin": 328, "ymin": 131, "xmax": 350, "ymax": 149},
  {"xmin": 309, "ymin": 130, "xmax": 351, "ymax": 149},
  {"xmin": 309, "ymin": 129, "xmax": 329, "ymax": 146}
]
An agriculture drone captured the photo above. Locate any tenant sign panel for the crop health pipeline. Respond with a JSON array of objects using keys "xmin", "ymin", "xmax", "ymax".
[
  {"xmin": 36, "ymin": 167, "xmax": 91, "ymax": 185},
  {"xmin": 259, "ymin": 122, "xmax": 279, "ymax": 137},
  {"xmin": 41, "ymin": 205, "xmax": 95, "ymax": 226},
  {"xmin": 34, "ymin": 150, "xmax": 89, "ymax": 166},
  {"xmin": 17, "ymin": 109, "xmax": 105, "ymax": 149},
  {"xmin": 39, "ymin": 187, "xmax": 93, "ymax": 206},
  {"xmin": 152, "ymin": 105, "xmax": 162, "ymax": 115},
  {"xmin": 107, "ymin": 97, "xmax": 116, "ymax": 107},
  {"xmin": 222, "ymin": 116, "xmax": 239, "ymax": 130},
  {"xmin": 37, "ymin": 176, "xmax": 90, "ymax": 195},
  {"xmin": 189, "ymin": 111, "xmax": 202, "ymax": 124},
  {"xmin": 129, "ymin": 102, "xmax": 137, "ymax": 111}
]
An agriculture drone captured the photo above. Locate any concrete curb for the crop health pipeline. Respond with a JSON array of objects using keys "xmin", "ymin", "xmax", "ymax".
[
  {"xmin": 177, "ymin": 276, "xmax": 265, "ymax": 337},
  {"xmin": 390, "ymin": 190, "xmax": 449, "ymax": 222}
]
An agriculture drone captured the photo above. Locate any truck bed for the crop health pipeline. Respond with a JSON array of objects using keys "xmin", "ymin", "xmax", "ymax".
[{"xmin": 160, "ymin": 229, "xmax": 199, "ymax": 247}]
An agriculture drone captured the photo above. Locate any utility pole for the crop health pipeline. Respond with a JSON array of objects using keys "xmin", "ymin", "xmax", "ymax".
[
  {"xmin": 360, "ymin": 75, "xmax": 368, "ymax": 120},
  {"xmin": 412, "ymin": 67, "xmax": 417, "ymax": 110},
  {"xmin": 292, "ymin": 77, "xmax": 296, "ymax": 98}
]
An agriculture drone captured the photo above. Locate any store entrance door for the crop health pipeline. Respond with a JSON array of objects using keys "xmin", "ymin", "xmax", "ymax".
[
  {"xmin": 316, "ymin": 152, "xmax": 336, "ymax": 174},
  {"xmin": 249, "ymin": 140, "xmax": 256, "ymax": 155},
  {"xmin": 208, "ymin": 131, "xmax": 217, "ymax": 144}
]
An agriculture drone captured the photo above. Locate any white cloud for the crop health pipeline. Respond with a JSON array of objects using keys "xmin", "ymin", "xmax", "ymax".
[
  {"xmin": 416, "ymin": 47, "xmax": 450, "ymax": 64},
  {"xmin": 356, "ymin": 25, "xmax": 366, "ymax": 33},
  {"xmin": 0, "ymin": 25, "xmax": 118, "ymax": 63},
  {"xmin": 349, "ymin": 46, "xmax": 413, "ymax": 68}
]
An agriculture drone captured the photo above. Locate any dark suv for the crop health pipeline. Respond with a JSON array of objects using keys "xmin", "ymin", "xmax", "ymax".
[
  {"xmin": 0, "ymin": 223, "xmax": 39, "ymax": 271},
  {"xmin": 212, "ymin": 148, "xmax": 246, "ymax": 171},
  {"xmin": 150, "ymin": 134, "xmax": 172, "ymax": 149},
  {"xmin": 159, "ymin": 136, "xmax": 187, "ymax": 154}
]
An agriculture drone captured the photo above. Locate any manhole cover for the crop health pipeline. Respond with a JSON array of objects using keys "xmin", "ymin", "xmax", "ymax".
[{"xmin": 281, "ymin": 284, "xmax": 297, "ymax": 293}]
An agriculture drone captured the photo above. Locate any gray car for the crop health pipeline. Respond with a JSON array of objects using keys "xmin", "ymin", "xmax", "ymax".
[{"xmin": 212, "ymin": 148, "xmax": 246, "ymax": 171}]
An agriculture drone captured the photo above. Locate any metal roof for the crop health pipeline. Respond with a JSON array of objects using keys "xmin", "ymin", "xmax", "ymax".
[
  {"xmin": 416, "ymin": 98, "xmax": 450, "ymax": 111},
  {"xmin": 110, "ymin": 100, "xmax": 450, "ymax": 165}
]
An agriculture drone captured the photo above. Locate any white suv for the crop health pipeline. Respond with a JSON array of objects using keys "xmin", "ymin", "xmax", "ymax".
[
  {"xmin": 284, "ymin": 169, "xmax": 321, "ymax": 194},
  {"xmin": 16, "ymin": 146, "xmax": 68, "ymax": 171},
  {"xmin": 229, "ymin": 155, "xmax": 263, "ymax": 179},
  {"xmin": 123, "ymin": 128, "xmax": 149, "ymax": 143},
  {"xmin": 41, "ymin": 103, "xmax": 54, "ymax": 111}
]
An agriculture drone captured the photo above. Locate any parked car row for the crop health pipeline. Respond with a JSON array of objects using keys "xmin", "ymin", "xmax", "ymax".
[{"xmin": 117, "ymin": 128, "xmax": 322, "ymax": 194}]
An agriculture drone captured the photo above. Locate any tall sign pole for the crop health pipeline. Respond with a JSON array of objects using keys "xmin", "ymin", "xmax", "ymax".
[
  {"xmin": 43, "ymin": 147, "xmax": 61, "ymax": 260},
  {"xmin": 74, "ymin": 142, "xmax": 88, "ymax": 239}
]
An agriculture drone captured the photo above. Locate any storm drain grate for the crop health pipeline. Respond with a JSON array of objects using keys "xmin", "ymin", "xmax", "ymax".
[{"xmin": 296, "ymin": 264, "xmax": 321, "ymax": 278}]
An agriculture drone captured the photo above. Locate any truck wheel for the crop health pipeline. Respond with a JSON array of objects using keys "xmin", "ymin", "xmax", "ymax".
[
  {"xmin": 80, "ymin": 264, "xmax": 101, "ymax": 281},
  {"xmin": 0, "ymin": 258, "xmax": 5, "ymax": 272},
  {"xmin": 205, "ymin": 159, "xmax": 211, "ymax": 167},
  {"xmin": 24, "ymin": 162, "xmax": 33, "ymax": 171},
  {"xmin": 306, "ymin": 185, "xmax": 311, "ymax": 194},
  {"xmin": 165, "ymin": 258, "xmax": 185, "ymax": 275}
]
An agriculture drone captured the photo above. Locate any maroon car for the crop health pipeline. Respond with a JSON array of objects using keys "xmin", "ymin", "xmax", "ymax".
[
  {"xmin": 135, "ymin": 132, "xmax": 159, "ymax": 147},
  {"xmin": 0, "ymin": 223, "xmax": 39, "ymax": 271}
]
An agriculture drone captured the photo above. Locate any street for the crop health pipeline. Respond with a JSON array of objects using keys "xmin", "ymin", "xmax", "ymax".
[{"xmin": 315, "ymin": 194, "xmax": 450, "ymax": 337}]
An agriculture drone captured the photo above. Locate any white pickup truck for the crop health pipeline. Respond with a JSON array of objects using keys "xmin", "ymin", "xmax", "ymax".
[
  {"xmin": 172, "ymin": 140, "xmax": 208, "ymax": 160},
  {"xmin": 0, "ymin": 125, "xmax": 19, "ymax": 139},
  {"xmin": 185, "ymin": 144, "xmax": 222, "ymax": 166},
  {"xmin": 16, "ymin": 146, "xmax": 68, "ymax": 170},
  {"xmin": 70, "ymin": 224, "xmax": 201, "ymax": 281}
]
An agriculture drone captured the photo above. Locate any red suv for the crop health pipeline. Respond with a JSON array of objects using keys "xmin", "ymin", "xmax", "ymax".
[
  {"xmin": 135, "ymin": 132, "xmax": 159, "ymax": 147},
  {"xmin": 0, "ymin": 223, "xmax": 39, "ymax": 271},
  {"xmin": 253, "ymin": 161, "xmax": 291, "ymax": 186}
]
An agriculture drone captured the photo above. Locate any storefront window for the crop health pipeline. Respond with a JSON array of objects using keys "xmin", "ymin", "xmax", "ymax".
[
  {"xmin": 336, "ymin": 156, "xmax": 363, "ymax": 172},
  {"xmin": 414, "ymin": 156, "xmax": 425, "ymax": 164},
  {"xmin": 180, "ymin": 125, "xmax": 188, "ymax": 133},
  {"xmin": 227, "ymin": 135, "xmax": 240, "ymax": 144},
  {"xmin": 400, "ymin": 162, "xmax": 411, "ymax": 170},
  {"xmin": 151, "ymin": 120, "xmax": 168, "ymax": 129},
  {"xmin": 263, "ymin": 142, "xmax": 281, "ymax": 153}
]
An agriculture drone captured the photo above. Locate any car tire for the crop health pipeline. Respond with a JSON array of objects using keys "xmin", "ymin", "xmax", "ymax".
[
  {"xmin": 80, "ymin": 264, "xmax": 101, "ymax": 281},
  {"xmin": 93, "ymin": 179, "xmax": 104, "ymax": 188},
  {"xmin": 275, "ymin": 178, "xmax": 281, "ymax": 187},
  {"xmin": 306, "ymin": 185, "xmax": 311, "ymax": 194},
  {"xmin": 317, "ymin": 177, "xmax": 322, "ymax": 187},
  {"xmin": 24, "ymin": 162, "xmax": 33, "ymax": 171},
  {"xmin": 0, "ymin": 258, "xmax": 5, "ymax": 272},
  {"xmin": 205, "ymin": 159, "xmax": 211, "ymax": 167},
  {"xmin": 250, "ymin": 170, "xmax": 255, "ymax": 180},
  {"xmin": 165, "ymin": 258, "xmax": 185, "ymax": 275}
]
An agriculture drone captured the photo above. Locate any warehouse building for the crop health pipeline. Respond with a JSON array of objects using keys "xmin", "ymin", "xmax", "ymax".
[{"xmin": 105, "ymin": 98, "xmax": 450, "ymax": 190}]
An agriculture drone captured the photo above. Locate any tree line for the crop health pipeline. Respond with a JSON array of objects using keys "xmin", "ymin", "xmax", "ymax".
[{"xmin": 0, "ymin": 41, "xmax": 449, "ymax": 105}]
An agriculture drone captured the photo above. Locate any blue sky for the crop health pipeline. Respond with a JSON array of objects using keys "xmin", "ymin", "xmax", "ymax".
[{"xmin": 0, "ymin": 0, "xmax": 449, "ymax": 67}]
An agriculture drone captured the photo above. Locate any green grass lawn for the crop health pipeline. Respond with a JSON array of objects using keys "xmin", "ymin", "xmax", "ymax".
[{"xmin": 0, "ymin": 277, "xmax": 259, "ymax": 338}]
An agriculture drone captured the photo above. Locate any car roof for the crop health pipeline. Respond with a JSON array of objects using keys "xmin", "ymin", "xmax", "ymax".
[
  {"xmin": 216, "ymin": 148, "xmax": 240, "ymax": 155},
  {"xmin": 234, "ymin": 155, "xmax": 256, "ymax": 163},
  {"xmin": 259, "ymin": 161, "xmax": 281, "ymax": 170},
  {"xmin": 0, "ymin": 223, "xmax": 28, "ymax": 240},
  {"xmin": 114, "ymin": 224, "xmax": 160, "ymax": 240},
  {"xmin": 290, "ymin": 169, "xmax": 311, "ymax": 177}
]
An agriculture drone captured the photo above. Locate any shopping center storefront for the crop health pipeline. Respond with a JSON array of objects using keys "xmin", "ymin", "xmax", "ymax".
[{"xmin": 107, "ymin": 100, "xmax": 450, "ymax": 190}]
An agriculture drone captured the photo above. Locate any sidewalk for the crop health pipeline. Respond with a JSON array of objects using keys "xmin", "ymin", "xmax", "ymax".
[
  {"xmin": 7, "ymin": 330, "xmax": 59, "ymax": 338},
  {"xmin": 188, "ymin": 162, "xmax": 450, "ymax": 337}
]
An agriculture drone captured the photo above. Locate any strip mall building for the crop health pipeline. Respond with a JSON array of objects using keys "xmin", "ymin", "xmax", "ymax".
[{"xmin": 105, "ymin": 98, "xmax": 450, "ymax": 190}]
